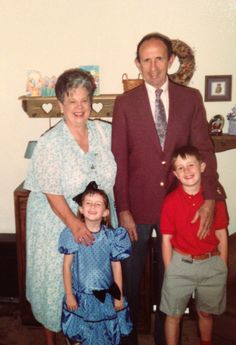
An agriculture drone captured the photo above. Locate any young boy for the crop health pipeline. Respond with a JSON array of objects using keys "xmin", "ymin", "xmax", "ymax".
[{"xmin": 160, "ymin": 145, "xmax": 228, "ymax": 345}]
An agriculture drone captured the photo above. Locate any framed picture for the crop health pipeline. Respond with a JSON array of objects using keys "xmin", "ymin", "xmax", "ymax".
[{"xmin": 205, "ymin": 75, "xmax": 232, "ymax": 101}]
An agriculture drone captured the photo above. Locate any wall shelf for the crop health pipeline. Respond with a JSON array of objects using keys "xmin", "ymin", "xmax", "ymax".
[
  {"xmin": 19, "ymin": 94, "xmax": 118, "ymax": 118},
  {"xmin": 18, "ymin": 96, "xmax": 236, "ymax": 154},
  {"xmin": 212, "ymin": 134, "xmax": 236, "ymax": 153}
]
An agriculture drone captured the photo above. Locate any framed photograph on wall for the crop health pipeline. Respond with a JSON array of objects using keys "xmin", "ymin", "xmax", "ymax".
[{"xmin": 205, "ymin": 75, "xmax": 232, "ymax": 101}]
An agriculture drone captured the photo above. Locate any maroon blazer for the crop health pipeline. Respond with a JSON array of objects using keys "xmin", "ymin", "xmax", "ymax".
[{"xmin": 112, "ymin": 80, "xmax": 220, "ymax": 225}]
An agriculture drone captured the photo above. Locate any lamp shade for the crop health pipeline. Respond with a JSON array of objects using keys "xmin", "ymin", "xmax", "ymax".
[{"xmin": 24, "ymin": 140, "xmax": 37, "ymax": 159}]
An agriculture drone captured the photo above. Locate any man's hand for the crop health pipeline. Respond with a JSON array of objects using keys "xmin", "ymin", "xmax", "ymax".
[
  {"xmin": 191, "ymin": 199, "xmax": 215, "ymax": 239},
  {"xmin": 119, "ymin": 210, "xmax": 138, "ymax": 241}
]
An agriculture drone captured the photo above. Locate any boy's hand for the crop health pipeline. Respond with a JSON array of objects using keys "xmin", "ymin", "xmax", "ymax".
[
  {"xmin": 114, "ymin": 297, "xmax": 124, "ymax": 311},
  {"xmin": 66, "ymin": 294, "xmax": 78, "ymax": 311}
]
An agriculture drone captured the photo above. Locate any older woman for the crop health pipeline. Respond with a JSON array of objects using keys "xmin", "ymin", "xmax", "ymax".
[{"xmin": 24, "ymin": 68, "xmax": 117, "ymax": 345}]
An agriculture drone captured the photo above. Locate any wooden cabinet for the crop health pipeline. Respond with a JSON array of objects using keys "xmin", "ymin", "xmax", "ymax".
[
  {"xmin": 14, "ymin": 183, "xmax": 39, "ymax": 325},
  {"xmin": 19, "ymin": 94, "xmax": 117, "ymax": 118},
  {"xmin": 0, "ymin": 234, "xmax": 18, "ymax": 300}
]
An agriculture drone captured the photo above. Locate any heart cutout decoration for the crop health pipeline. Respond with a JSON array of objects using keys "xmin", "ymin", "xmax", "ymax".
[
  {"xmin": 42, "ymin": 103, "xmax": 53, "ymax": 114},
  {"xmin": 93, "ymin": 102, "xmax": 103, "ymax": 114}
]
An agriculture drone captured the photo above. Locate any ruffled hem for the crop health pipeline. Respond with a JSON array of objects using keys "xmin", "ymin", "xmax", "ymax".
[{"xmin": 62, "ymin": 291, "xmax": 132, "ymax": 345}]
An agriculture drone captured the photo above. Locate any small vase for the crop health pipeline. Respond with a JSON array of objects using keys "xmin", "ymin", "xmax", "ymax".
[{"xmin": 228, "ymin": 120, "xmax": 236, "ymax": 135}]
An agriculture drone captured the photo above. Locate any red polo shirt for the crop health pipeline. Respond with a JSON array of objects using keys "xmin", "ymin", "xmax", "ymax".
[{"xmin": 160, "ymin": 185, "xmax": 228, "ymax": 255}]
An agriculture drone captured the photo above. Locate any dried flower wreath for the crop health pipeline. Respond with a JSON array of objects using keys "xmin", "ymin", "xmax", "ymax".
[{"xmin": 169, "ymin": 39, "xmax": 195, "ymax": 86}]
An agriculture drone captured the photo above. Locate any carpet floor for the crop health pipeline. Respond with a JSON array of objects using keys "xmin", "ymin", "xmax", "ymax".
[{"xmin": 0, "ymin": 301, "xmax": 225, "ymax": 345}]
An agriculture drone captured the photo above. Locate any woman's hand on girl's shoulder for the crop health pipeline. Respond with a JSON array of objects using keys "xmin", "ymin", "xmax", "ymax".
[{"xmin": 71, "ymin": 218, "xmax": 94, "ymax": 246}]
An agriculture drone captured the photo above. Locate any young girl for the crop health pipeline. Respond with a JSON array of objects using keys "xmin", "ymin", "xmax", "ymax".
[{"xmin": 58, "ymin": 181, "xmax": 133, "ymax": 345}]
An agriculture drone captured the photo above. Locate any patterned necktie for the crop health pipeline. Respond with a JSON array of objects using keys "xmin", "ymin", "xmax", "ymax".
[{"xmin": 155, "ymin": 89, "xmax": 167, "ymax": 150}]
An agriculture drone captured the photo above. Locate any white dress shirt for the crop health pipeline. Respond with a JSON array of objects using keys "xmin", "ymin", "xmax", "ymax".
[{"xmin": 145, "ymin": 79, "xmax": 169, "ymax": 122}]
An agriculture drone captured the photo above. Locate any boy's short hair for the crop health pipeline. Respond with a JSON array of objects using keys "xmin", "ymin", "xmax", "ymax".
[{"xmin": 172, "ymin": 145, "xmax": 203, "ymax": 169}]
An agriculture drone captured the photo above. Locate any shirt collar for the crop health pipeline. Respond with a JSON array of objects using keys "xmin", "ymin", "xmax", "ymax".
[
  {"xmin": 145, "ymin": 78, "xmax": 169, "ymax": 95},
  {"xmin": 178, "ymin": 184, "xmax": 203, "ymax": 201}
]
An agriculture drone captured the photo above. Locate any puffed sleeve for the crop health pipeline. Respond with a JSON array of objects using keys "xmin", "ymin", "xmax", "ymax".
[
  {"xmin": 58, "ymin": 228, "xmax": 79, "ymax": 254},
  {"xmin": 109, "ymin": 227, "xmax": 132, "ymax": 261}
]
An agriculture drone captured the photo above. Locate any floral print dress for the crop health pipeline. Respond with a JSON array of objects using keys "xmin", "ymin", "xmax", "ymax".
[{"xmin": 24, "ymin": 119, "xmax": 117, "ymax": 331}]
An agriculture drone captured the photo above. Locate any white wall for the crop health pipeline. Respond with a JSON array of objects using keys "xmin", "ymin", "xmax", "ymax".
[{"xmin": 0, "ymin": 0, "xmax": 236, "ymax": 234}]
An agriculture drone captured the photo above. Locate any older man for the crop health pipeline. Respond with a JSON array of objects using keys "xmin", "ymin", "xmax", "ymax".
[{"xmin": 112, "ymin": 32, "xmax": 220, "ymax": 345}]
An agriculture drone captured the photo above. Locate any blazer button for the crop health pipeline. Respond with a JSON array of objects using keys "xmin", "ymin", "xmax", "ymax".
[
  {"xmin": 160, "ymin": 182, "xmax": 164, "ymax": 187},
  {"xmin": 161, "ymin": 161, "xmax": 166, "ymax": 165}
]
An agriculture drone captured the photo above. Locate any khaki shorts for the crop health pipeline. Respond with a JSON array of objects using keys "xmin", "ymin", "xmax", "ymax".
[{"xmin": 160, "ymin": 250, "xmax": 227, "ymax": 316}]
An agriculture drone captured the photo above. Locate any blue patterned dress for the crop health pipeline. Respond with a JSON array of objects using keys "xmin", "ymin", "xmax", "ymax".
[
  {"xmin": 24, "ymin": 119, "xmax": 117, "ymax": 332},
  {"xmin": 59, "ymin": 226, "xmax": 133, "ymax": 345}
]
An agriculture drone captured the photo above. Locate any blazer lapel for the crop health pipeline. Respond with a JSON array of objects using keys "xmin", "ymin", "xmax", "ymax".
[{"xmin": 163, "ymin": 81, "xmax": 180, "ymax": 152}]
